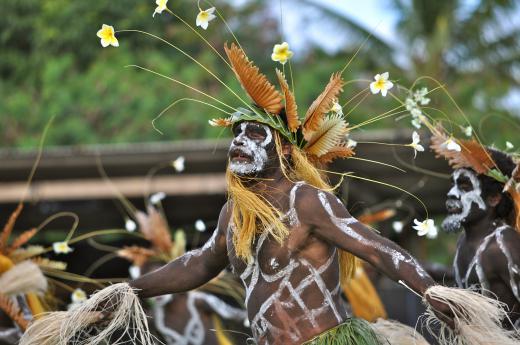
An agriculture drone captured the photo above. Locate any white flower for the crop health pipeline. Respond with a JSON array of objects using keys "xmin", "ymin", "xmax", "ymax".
[
  {"xmin": 411, "ymin": 118, "xmax": 422, "ymax": 129},
  {"xmin": 330, "ymin": 100, "xmax": 343, "ymax": 115},
  {"xmin": 426, "ymin": 225, "xmax": 438, "ymax": 239},
  {"xmin": 412, "ymin": 218, "xmax": 437, "ymax": 237},
  {"xmin": 71, "ymin": 288, "xmax": 87, "ymax": 304},
  {"xmin": 129, "ymin": 265, "xmax": 141, "ymax": 279},
  {"xmin": 413, "ymin": 87, "xmax": 430, "ymax": 105},
  {"xmin": 409, "ymin": 131, "xmax": 424, "ymax": 158},
  {"xmin": 153, "ymin": 0, "xmax": 168, "ymax": 17},
  {"xmin": 405, "ymin": 97, "xmax": 416, "ymax": 111},
  {"xmin": 194, "ymin": 219, "xmax": 206, "ymax": 232},
  {"xmin": 441, "ymin": 138, "xmax": 461, "ymax": 152},
  {"xmin": 196, "ymin": 7, "xmax": 216, "ymax": 30},
  {"xmin": 369, "ymin": 72, "xmax": 394, "ymax": 97},
  {"xmin": 347, "ymin": 139, "xmax": 357, "ymax": 149},
  {"xmin": 392, "ymin": 221, "xmax": 404, "ymax": 233},
  {"xmin": 150, "ymin": 192, "xmax": 166, "ymax": 204},
  {"xmin": 125, "ymin": 218, "xmax": 137, "ymax": 232},
  {"xmin": 172, "ymin": 156, "xmax": 185, "ymax": 172},
  {"xmin": 410, "ymin": 108, "xmax": 422, "ymax": 118},
  {"xmin": 53, "ymin": 241, "xmax": 73, "ymax": 254},
  {"xmin": 271, "ymin": 42, "xmax": 294, "ymax": 65},
  {"xmin": 506, "ymin": 141, "xmax": 514, "ymax": 150},
  {"xmin": 96, "ymin": 24, "xmax": 119, "ymax": 48},
  {"xmin": 464, "ymin": 126, "xmax": 472, "ymax": 137}
]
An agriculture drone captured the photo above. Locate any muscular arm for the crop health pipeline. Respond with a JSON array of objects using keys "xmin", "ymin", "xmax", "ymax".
[
  {"xmin": 495, "ymin": 227, "xmax": 520, "ymax": 303},
  {"xmin": 298, "ymin": 186, "xmax": 435, "ymax": 295},
  {"xmin": 129, "ymin": 204, "xmax": 231, "ymax": 298}
]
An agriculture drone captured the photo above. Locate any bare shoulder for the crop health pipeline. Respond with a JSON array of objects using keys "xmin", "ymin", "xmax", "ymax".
[
  {"xmin": 216, "ymin": 201, "xmax": 232, "ymax": 234},
  {"xmin": 293, "ymin": 183, "xmax": 349, "ymax": 224},
  {"xmin": 495, "ymin": 225, "xmax": 520, "ymax": 253}
]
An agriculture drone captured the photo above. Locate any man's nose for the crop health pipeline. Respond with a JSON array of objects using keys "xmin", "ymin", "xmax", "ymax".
[{"xmin": 232, "ymin": 135, "xmax": 244, "ymax": 146}]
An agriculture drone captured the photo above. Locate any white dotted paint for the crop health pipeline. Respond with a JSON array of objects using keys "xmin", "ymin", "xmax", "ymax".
[
  {"xmin": 269, "ymin": 258, "xmax": 279, "ymax": 270},
  {"xmin": 443, "ymin": 169, "xmax": 487, "ymax": 232},
  {"xmin": 317, "ymin": 191, "xmax": 427, "ymax": 278},
  {"xmin": 228, "ymin": 123, "xmax": 273, "ymax": 175}
]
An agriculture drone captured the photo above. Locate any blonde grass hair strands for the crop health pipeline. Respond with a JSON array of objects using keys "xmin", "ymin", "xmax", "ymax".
[{"xmin": 227, "ymin": 131, "xmax": 357, "ymax": 282}]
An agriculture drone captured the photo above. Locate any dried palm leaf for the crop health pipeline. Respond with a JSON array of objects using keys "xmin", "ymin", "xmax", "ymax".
[
  {"xmin": 208, "ymin": 117, "xmax": 232, "ymax": 127},
  {"xmin": 0, "ymin": 293, "xmax": 28, "ymax": 330},
  {"xmin": 0, "ymin": 203, "xmax": 23, "ymax": 252},
  {"xmin": 430, "ymin": 130, "xmax": 496, "ymax": 174},
  {"xmin": 31, "ymin": 257, "xmax": 67, "ymax": 271},
  {"xmin": 135, "ymin": 206, "xmax": 172, "ymax": 254},
  {"xmin": 6, "ymin": 228, "xmax": 37, "ymax": 254},
  {"xmin": 10, "ymin": 245, "xmax": 45, "ymax": 262},
  {"xmin": 117, "ymin": 246, "xmax": 155, "ymax": 267},
  {"xmin": 303, "ymin": 72, "xmax": 344, "ymax": 134},
  {"xmin": 0, "ymin": 261, "xmax": 47, "ymax": 296},
  {"xmin": 275, "ymin": 69, "xmax": 300, "ymax": 132},
  {"xmin": 357, "ymin": 209, "xmax": 396, "ymax": 225},
  {"xmin": 305, "ymin": 114, "xmax": 348, "ymax": 157},
  {"xmin": 316, "ymin": 143, "xmax": 355, "ymax": 164},
  {"xmin": 224, "ymin": 43, "xmax": 283, "ymax": 114}
]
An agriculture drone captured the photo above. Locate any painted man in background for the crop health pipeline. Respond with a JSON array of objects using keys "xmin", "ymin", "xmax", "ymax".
[{"xmin": 432, "ymin": 135, "xmax": 520, "ymax": 328}]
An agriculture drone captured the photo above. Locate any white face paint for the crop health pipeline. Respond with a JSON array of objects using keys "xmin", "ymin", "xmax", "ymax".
[
  {"xmin": 228, "ymin": 122, "xmax": 273, "ymax": 176},
  {"xmin": 442, "ymin": 169, "xmax": 487, "ymax": 233}
]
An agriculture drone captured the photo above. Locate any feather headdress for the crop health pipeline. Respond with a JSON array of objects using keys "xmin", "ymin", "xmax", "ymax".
[{"xmin": 211, "ymin": 43, "xmax": 354, "ymax": 165}]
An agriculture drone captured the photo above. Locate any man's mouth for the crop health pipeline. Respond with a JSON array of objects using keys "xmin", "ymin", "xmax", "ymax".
[
  {"xmin": 229, "ymin": 148, "xmax": 252, "ymax": 163},
  {"xmin": 446, "ymin": 199, "xmax": 462, "ymax": 214}
]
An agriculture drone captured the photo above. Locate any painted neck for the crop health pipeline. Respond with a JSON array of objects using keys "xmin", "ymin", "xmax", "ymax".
[{"xmin": 463, "ymin": 210, "xmax": 500, "ymax": 241}]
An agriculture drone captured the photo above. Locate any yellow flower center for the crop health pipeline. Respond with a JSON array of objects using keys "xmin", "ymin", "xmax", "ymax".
[
  {"xmin": 199, "ymin": 11, "xmax": 209, "ymax": 20},
  {"xmin": 374, "ymin": 79, "xmax": 385, "ymax": 89}
]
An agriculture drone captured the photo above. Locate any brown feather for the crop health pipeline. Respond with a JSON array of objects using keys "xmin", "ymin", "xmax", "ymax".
[
  {"xmin": 135, "ymin": 206, "xmax": 172, "ymax": 254},
  {"xmin": 0, "ymin": 203, "xmax": 23, "ymax": 252},
  {"xmin": 505, "ymin": 163, "xmax": 520, "ymax": 232},
  {"xmin": 303, "ymin": 72, "xmax": 344, "ymax": 135},
  {"xmin": 305, "ymin": 115, "xmax": 348, "ymax": 157},
  {"xmin": 224, "ymin": 43, "xmax": 283, "ymax": 114},
  {"xmin": 7, "ymin": 228, "xmax": 37, "ymax": 254},
  {"xmin": 430, "ymin": 130, "xmax": 495, "ymax": 174},
  {"xmin": 357, "ymin": 209, "xmax": 396, "ymax": 225},
  {"xmin": 317, "ymin": 143, "xmax": 355, "ymax": 164},
  {"xmin": 117, "ymin": 246, "xmax": 155, "ymax": 267},
  {"xmin": 0, "ymin": 293, "xmax": 28, "ymax": 330},
  {"xmin": 275, "ymin": 69, "xmax": 300, "ymax": 132}
]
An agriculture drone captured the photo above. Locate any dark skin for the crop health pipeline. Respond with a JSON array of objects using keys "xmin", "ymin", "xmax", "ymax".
[
  {"xmin": 130, "ymin": 121, "xmax": 453, "ymax": 344},
  {"xmin": 445, "ymin": 168, "xmax": 520, "ymax": 328}
]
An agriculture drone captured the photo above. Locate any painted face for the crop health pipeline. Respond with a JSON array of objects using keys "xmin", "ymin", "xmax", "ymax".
[
  {"xmin": 228, "ymin": 122, "xmax": 274, "ymax": 176},
  {"xmin": 442, "ymin": 168, "xmax": 487, "ymax": 233}
]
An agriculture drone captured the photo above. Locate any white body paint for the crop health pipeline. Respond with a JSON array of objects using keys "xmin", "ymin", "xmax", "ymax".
[
  {"xmin": 443, "ymin": 169, "xmax": 487, "ymax": 232},
  {"xmin": 238, "ymin": 183, "xmax": 345, "ymax": 342},
  {"xmin": 317, "ymin": 191, "xmax": 427, "ymax": 278},
  {"xmin": 182, "ymin": 227, "xmax": 218, "ymax": 266},
  {"xmin": 152, "ymin": 290, "xmax": 247, "ymax": 345},
  {"xmin": 228, "ymin": 123, "xmax": 272, "ymax": 175},
  {"xmin": 454, "ymin": 225, "xmax": 520, "ymax": 303}
]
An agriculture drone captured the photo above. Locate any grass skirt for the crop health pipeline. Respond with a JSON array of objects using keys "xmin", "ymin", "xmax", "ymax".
[{"xmin": 303, "ymin": 318, "xmax": 386, "ymax": 345}]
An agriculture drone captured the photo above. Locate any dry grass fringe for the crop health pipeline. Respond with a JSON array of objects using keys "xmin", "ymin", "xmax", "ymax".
[
  {"xmin": 423, "ymin": 285, "xmax": 520, "ymax": 345},
  {"xmin": 6, "ymin": 228, "xmax": 38, "ymax": 254},
  {"xmin": 0, "ymin": 261, "xmax": 47, "ymax": 296},
  {"xmin": 371, "ymin": 318, "xmax": 430, "ymax": 345},
  {"xmin": 20, "ymin": 283, "xmax": 156, "ymax": 345}
]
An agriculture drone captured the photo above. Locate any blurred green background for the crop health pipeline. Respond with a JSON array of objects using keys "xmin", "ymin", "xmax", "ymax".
[{"xmin": 1, "ymin": 0, "xmax": 519, "ymax": 149}]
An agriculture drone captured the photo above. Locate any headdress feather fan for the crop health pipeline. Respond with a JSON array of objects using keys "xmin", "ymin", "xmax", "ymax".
[
  {"xmin": 224, "ymin": 43, "xmax": 283, "ymax": 114},
  {"xmin": 303, "ymin": 72, "xmax": 344, "ymax": 136},
  {"xmin": 304, "ymin": 114, "xmax": 348, "ymax": 157},
  {"xmin": 275, "ymin": 69, "xmax": 300, "ymax": 132}
]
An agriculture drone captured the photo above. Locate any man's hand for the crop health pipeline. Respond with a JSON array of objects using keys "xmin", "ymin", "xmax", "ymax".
[{"xmin": 425, "ymin": 294, "xmax": 456, "ymax": 330}]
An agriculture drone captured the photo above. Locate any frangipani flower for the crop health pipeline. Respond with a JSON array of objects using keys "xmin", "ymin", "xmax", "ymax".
[
  {"xmin": 71, "ymin": 288, "xmax": 87, "ymax": 304},
  {"xmin": 53, "ymin": 241, "xmax": 73, "ymax": 254},
  {"xmin": 196, "ymin": 7, "xmax": 216, "ymax": 30},
  {"xmin": 96, "ymin": 24, "xmax": 119, "ymax": 48},
  {"xmin": 172, "ymin": 156, "xmax": 185, "ymax": 172},
  {"xmin": 408, "ymin": 131, "xmax": 424, "ymax": 158},
  {"xmin": 441, "ymin": 138, "xmax": 461, "ymax": 152},
  {"xmin": 125, "ymin": 218, "xmax": 137, "ymax": 232},
  {"xmin": 412, "ymin": 218, "xmax": 437, "ymax": 237},
  {"xmin": 271, "ymin": 42, "xmax": 293, "ymax": 65},
  {"xmin": 369, "ymin": 72, "xmax": 393, "ymax": 97},
  {"xmin": 195, "ymin": 219, "xmax": 206, "ymax": 232},
  {"xmin": 153, "ymin": 0, "xmax": 168, "ymax": 17}
]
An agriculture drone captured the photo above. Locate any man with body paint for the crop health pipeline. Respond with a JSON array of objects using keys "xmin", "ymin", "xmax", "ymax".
[
  {"xmin": 129, "ymin": 118, "xmax": 454, "ymax": 345},
  {"xmin": 438, "ymin": 148, "xmax": 520, "ymax": 328}
]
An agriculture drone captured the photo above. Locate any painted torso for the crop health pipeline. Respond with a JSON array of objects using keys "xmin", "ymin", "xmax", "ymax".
[
  {"xmin": 454, "ymin": 225, "xmax": 520, "ymax": 327},
  {"xmin": 225, "ymin": 183, "xmax": 348, "ymax": 345}
]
